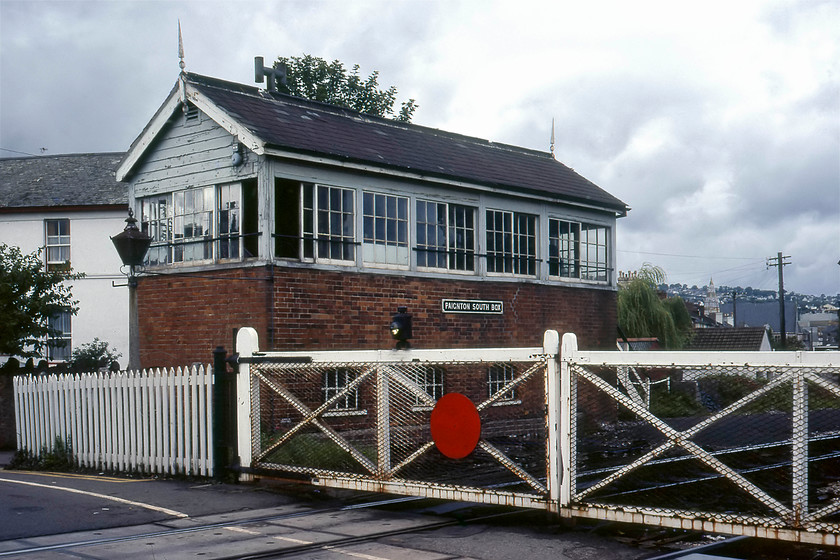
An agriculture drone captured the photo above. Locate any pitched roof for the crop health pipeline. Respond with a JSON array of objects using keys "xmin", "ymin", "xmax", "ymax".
[
  {"xmin": 121, "ymin": 73, "xmax": 628, "ymax": 215},
  {"xmin": 686, "ymin": 327, "xmax": 769, "ymax": 351},
  {"xmin": 0, "ymin": 153, "xmax": 127, "ymax": 210}
]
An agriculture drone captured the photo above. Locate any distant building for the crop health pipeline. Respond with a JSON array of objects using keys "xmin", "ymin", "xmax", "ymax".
[
  {"xmin": 798, "ymin": 312, "xmax": 840, "ymax": 350},
  {"xmin": 686, "ymin": 327, "xmax": 772, "ymax": 352},
  {"xmin": 720, "ymin": 300, "xmax": 798, "ymax": 334},
  {"xmin": 0, "ymin": 153, "xmax": 128, "ymax": 365}
]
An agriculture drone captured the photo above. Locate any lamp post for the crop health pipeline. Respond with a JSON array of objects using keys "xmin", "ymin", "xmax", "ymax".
[{"xmin": 111, "ymin": 210, "xmax": 151, "ymax": 371}]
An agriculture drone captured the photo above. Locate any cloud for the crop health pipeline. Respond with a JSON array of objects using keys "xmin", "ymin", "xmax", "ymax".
[{"xmin": 1, "ymin": 0, "xmax": 837, "ymax": 296}]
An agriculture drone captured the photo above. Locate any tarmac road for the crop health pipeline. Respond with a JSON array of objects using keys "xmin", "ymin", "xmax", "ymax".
[{"xmin": 0, "ymin": 451, "xmax": 652, "ymax": 560}]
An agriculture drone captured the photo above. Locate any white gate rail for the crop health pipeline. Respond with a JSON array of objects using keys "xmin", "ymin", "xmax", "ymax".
[{"xmin": 13, "ymin": 366, "xmax": 214, "ymax": 477}]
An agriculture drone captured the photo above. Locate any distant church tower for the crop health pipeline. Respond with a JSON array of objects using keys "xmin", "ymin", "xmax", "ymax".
[{"xmin": 705, "ymin": 278, "xmax": 721, "ymax": 322}]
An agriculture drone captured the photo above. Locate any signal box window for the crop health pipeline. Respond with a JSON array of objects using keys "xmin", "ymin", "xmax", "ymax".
[
  {"xmin": 416, "ymin": 201, "xmax": 475, "ymax": 272},
  {"xmin": 363, "ymin": 192, "xmax": 409, "ymax": 266},
  {"xmin": 485, "ymin": 210, "xmax": 537, "ymax": 276}
]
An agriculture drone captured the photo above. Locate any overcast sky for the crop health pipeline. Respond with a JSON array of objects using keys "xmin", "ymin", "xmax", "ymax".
[{"xmin": 1, "ymin": 0, "xmax": 838, "ymax": 297}]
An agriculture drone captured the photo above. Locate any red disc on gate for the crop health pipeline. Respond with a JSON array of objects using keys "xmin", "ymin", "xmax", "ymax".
[{"xmin": 430, "ymin": 392, "xmax": 481, "ymax": 459}]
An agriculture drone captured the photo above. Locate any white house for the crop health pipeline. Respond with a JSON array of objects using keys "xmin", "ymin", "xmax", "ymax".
[{"xmin": 0, "ymin": 153, "xmax": 129, "ymax": 366}]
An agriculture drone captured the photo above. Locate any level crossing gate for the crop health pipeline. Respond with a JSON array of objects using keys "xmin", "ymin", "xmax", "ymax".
[
  {"xmin": 233, "ymin": 328, "xmax": 840, "ymax": 545},
  {"xmin": 560, "ymin": 333, "xmax": 840, "ymax": 546},
  {"xmin": 234, "ymin": 328, "xmax": 562, "ymax": 509}
]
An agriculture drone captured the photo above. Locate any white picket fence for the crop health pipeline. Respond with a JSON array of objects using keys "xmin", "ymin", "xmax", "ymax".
[{"xmin": 12, "ymin": 366, "xmax": 214, "ymax": 477}]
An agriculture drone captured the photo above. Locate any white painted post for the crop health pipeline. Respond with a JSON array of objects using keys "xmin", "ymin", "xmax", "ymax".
[
  {"xmin": 559, "ymin": 333, "xmax": 577, "ymax": 508},
  {"xmin": 376, "ymin": 365, "xmax": 391, "ymax": 478},
  {"xmin": 543, "ymin": 330, "xmax": 561, "ymax": 509},
  {"xmin": 236, "ymin": 327, "xmax": 259, "ymax": 482},
  {"xmin": 791, "ymin": 368, "xmax": 808, "ymax": 524}
]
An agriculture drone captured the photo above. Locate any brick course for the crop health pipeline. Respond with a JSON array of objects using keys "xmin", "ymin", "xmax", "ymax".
[{"xmin": 137, "ymin": 265, "xmax": 617, "ymax": 368}]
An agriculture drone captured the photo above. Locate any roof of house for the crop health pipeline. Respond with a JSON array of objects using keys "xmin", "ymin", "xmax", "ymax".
[
  {"xmin": 120, "ymin": 73, "xmax": 628, "ymax": 215},
  {"xmin": 0, "ymin": 153, "xmax": 127, "ymax": 210},
  {"xmin": 685, "ymin": 327, "xmax": 769, "ymax": 351}
]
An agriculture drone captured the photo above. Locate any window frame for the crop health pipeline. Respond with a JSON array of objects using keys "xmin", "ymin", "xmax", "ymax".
[
  {"xmin": 362, "ymin": 191, "xmax": 410, "ymax": 268},
  {"xmin": 47, "ymin": 309, "xmax": 72, "ymax": 362},
  {"xmin": 322, "ymin": 368, "xmax": 360, "ymax": 412},
  {"xmin": 487, "ymin": 363, "xmax": 517, "ymax": 402},
  {"xmin": 415, "ymin": 199, "xmax": 476, "ymax": 273},
  {"xmin": 485, "ymin": 209, "xmax": 538, "ymax": 277},
  {"xmin": 413, "ymin": 366, "xmax": 444, "ymax": 406},
  {"xmin": 139, "ymin": 182, "xmax": 246, "ymax": 266},
  {"xmin": 548, "ymin": 217, "xmax": 610, "ymax": 284},
  {"xmin": 303, "ymin": 184, "xmax": 356, "ymax": 265},
  {"xmin": 44, "ymin": 218, "xmax": 71, "ymax": 272}
]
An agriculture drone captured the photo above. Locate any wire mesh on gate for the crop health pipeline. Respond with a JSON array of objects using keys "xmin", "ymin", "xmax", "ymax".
[
  {"xmin": 569, "ymin": 362, "xmax": 840, "ymax": 531},
  {"xmin": 249, "ymin": 358, "xmax": 549, "ymax": 496}
]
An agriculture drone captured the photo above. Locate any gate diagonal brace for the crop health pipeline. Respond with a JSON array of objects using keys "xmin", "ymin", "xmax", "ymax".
[
  {"xmin": 574, "ymin": 365, "xmax": 792, "ymax": 517},
  {"xmin": 478, "ymin": 440, "xmax": 547, "ymax": 493},
  {"xmin": 253, "ymin": 368, "xmax": 377, "ymax": 474}
]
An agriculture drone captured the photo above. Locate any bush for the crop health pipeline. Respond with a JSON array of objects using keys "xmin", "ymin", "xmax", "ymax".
[
  {"xmin": 67, "ymin": 338, "xmax": 122, "ymax": 372},
  {"xmin": 9, "ymin": 436, "xmax": 74, "ymax": 471}
]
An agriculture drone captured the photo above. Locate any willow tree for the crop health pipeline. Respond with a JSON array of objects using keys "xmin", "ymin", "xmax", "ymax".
[{"xmin": 617, "ymin": 264, "xmax": 692, "ymax": 349}]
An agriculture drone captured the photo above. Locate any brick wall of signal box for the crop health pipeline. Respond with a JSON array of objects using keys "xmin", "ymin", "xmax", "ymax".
[{"xmin": 137, "ymin": 265, "xmax": 617, "ymax": 369}]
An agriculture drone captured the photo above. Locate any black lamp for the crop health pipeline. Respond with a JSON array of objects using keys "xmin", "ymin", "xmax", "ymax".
[
  {"xmin": 111, "ymin": 209, "xmax": 152, "ymax": 271},
  {"xmin": 390, "ymin": 306, "xmax": 412, "ymax": 350},
  {"xmin": 111, "ymin": 209, "xmax": 151, "ymax": 371}
]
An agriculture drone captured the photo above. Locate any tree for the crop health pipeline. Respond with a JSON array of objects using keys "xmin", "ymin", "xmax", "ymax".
[
  {"xmin": 617, "ymin": 263, "xmax": 693, "ymax": 349},
  {"xmin": 0, "ymin": 244, "xmax": 80, "ymax": 358},
  {"xmin": 275, "ymin": 54, "xmax": 418, "ymax": 122},
  {"xmin": 66, "ymin": 338, "xmax": 122, "ymax": 372}
]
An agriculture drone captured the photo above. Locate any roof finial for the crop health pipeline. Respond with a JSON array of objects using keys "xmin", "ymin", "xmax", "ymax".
[
  {"xmin": 178, "ymin": 20, "xmax": 186, "ymax": 72},
  {"xmin": 549, "ymin": 118, "xmax": 556, "ymax": 158}
]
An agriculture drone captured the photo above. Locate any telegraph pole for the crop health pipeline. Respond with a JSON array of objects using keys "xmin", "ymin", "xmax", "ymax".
[
  {"xmin": 767, "ymin": 252, "xmax": 791, "ymax": 348},
  {"xmin": 731, "ymin": 290, "xmax": 737, "ymax": 327}
]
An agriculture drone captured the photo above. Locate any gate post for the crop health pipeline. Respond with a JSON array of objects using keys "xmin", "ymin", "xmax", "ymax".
[
  {"xmin": 544, "ymin": 330, "xmax": 561, "ymax": 510},
  {"xmin": 559, "ymin": 333, "xmax": 577, "ymax": 508},
  {"xmin": 213, "ymin": 345, "xmax": 237, "ymax": 481},
  {"xmin": 235, "ymin": 327, "xmax": 259, "ymax": 482}
]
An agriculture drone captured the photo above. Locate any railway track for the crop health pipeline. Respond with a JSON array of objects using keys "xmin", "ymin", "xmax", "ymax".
[{"xmin": 0, "ymin": 494, "xmax": 525, "ymax": 559}]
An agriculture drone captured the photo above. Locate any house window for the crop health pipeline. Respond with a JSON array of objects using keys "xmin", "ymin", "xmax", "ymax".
[
  {"xmin": 485, "ymin": 210, "xmax": 537, "ymax": 275},
  {"xmin": 363, "ymin": 192, "xmax": 409, "ymax": 266},
  {"xmin": 416, "ymin": 201, "xmax": 475, "ymax": 271},
  {"xmin": 47, "ymin": 310, "xmax": 71, "ymax": 362},
  {"xmin": 549, "ymin": 219, "xmax": 609, "ymax": 282},
  {"xmin": 488, "ymin": 364, "xmax": 516, "ymax": 401},
  {"xmin": 323, "ymin": 368, "xmax": 359, "ymax": 411},
  {"xmin": 413, "ymin": 367, "xmax": 444, "ymax": 404},
  {"xmin": 303, "ymin": 184, "xmax": 355, "ymax": 263},
  {"xmin": 44, "ymin": 219, "xmax": 70, "ymax": 271}
]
